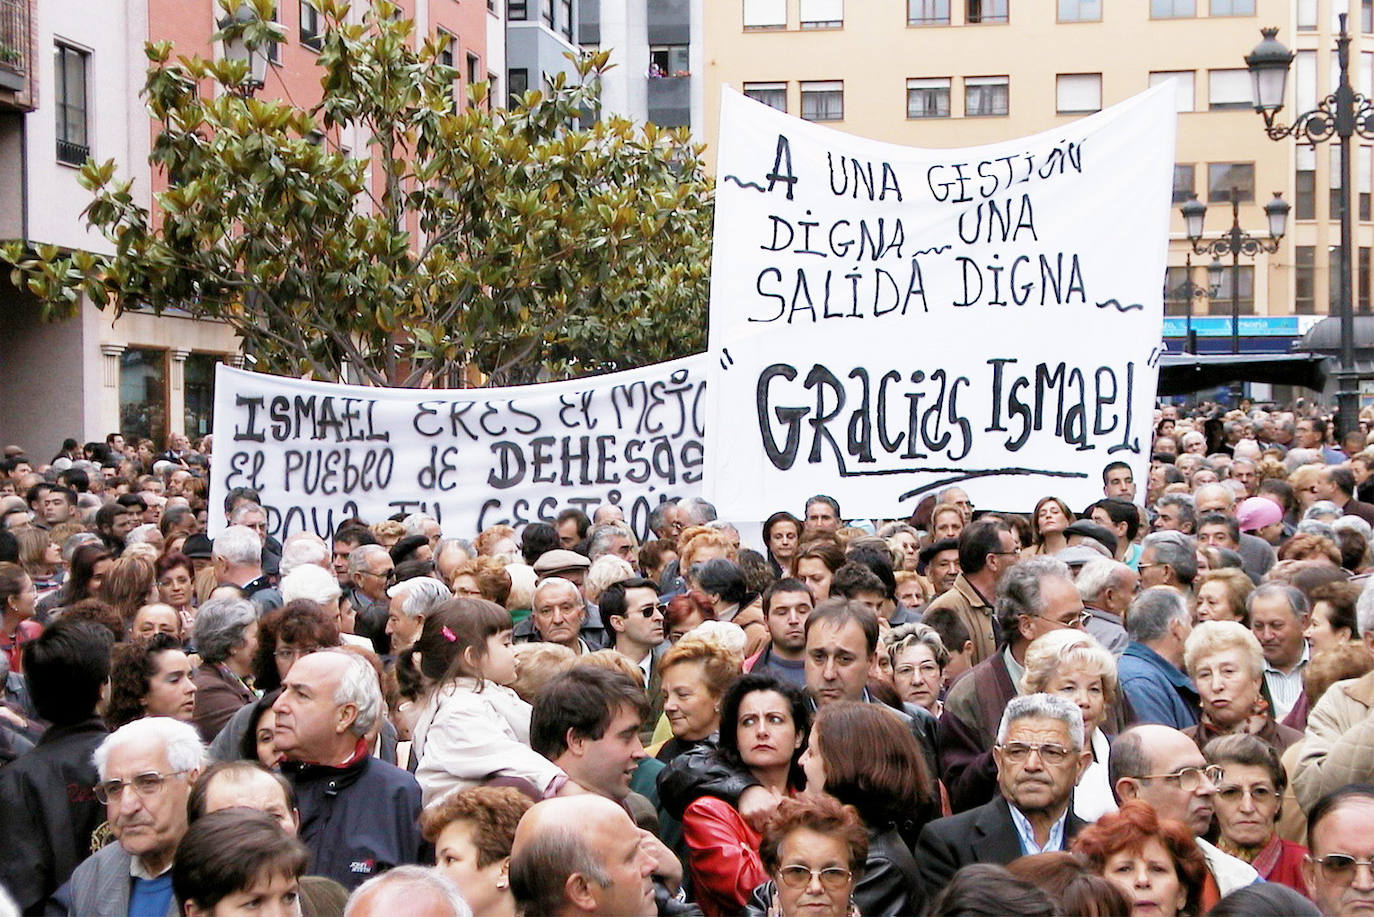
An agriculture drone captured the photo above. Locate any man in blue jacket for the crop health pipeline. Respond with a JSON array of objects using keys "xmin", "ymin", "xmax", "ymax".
[
  {"xmin": 274, "ymin": 650, "xmax": 423, "ymax": 890},
  {"xmin": 1118, "ymin": 586, "xmax": 1200, "ymax": 730}
]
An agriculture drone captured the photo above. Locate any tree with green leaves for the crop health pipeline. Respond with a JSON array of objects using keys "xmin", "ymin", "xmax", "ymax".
[{"xmin": 4, "ymin": 0, "xmax": 713, "ymax": 387}]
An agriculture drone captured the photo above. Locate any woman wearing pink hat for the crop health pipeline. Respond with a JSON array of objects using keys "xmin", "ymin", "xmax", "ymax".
[{"xmin": 1236, "ymin": 497, "xmax": 1285, "ymax": 546}]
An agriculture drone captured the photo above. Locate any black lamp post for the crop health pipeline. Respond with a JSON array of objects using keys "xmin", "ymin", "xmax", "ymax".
[
  {"xmin": 1179, "ymin": 189, "xmax": 1288, "ymax": 403},
  {"xmin": 1164, "ymin": 253, "xmax": 1213, "ymax": 354},
  {"xmin": 1246, "ymin": 14, "xmax": 1371, "ymax": 437}
]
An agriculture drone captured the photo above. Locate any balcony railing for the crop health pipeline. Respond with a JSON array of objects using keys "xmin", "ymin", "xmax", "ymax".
[{"xmin": 0, "ymin": 0, "xmax": 29, "ymax": 93}]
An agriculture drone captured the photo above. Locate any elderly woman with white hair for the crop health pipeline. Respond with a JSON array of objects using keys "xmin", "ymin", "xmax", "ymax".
[
  {"xmin": 1183, "ymin": 620, "xmax": 1302, "ymax": 755},
  {"xmin": 190, "ymin": 597, "xmax": 259, "ymax": 744},
  {"xmin": 1020, "ymin": 629, "xmax": 1124, "ymax": 821},
  {"xmin": 281, "ymin": 562, "xmax": 371, "ymax": 650}
]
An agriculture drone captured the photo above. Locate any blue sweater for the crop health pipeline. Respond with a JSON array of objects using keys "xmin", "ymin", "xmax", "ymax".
[{"xmin": 1118, "ymin": 642, "xmax": 1200, "ymax": 730}]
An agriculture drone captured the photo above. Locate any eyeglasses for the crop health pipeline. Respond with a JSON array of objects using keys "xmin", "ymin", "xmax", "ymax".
[
  {"xmin": 1216, "ymin": 784, "xmax": 1277, "ymax": 805},
  {"xmin": 361, "ymin": 569, "xmax": 395, "ymax": 583},
  {"xmin": 1029, "ymin": 612, "xmax": 1090, "ymax": 630},
  {"xmin": 1308, "ymin": 854, "xmax": 1374, "ymax": 885},
  {"xmin": 776, "ymin": 865, "xmax": 853, "ymax": 891},
  {"xmin": 94, "ymin": 770, "xmax": 188, "ymax": 804},
  {"xmin": 1138, "ymin": 765, "xmax": 1224, "ymax": 793},
  {"xmin": 275, "ymin": 644, "xmax": 321, "ymax": 662},
  {"xmin": 997, "ymin": 742, "xmax": 1075, "ymax": 766},
  {"xmin": 627, "ymin": 604, "xmax": 663, "ymax": 619}
]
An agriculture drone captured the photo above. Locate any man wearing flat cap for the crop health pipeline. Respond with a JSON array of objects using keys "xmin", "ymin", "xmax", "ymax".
[{"xmin": 515, "ymin": 551, "xmax": 609, "ymax": 651}]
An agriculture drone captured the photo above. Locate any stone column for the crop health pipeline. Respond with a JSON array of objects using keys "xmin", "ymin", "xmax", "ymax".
[
  {"xmin": 169, "ymin": 349, "xmax": 190, "ymax": 439},
  {"xmin": 99, "ymin": 344, "xmax": 126, "ymax": 438}
]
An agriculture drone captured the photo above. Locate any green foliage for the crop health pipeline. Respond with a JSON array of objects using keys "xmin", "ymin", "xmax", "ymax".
[{"xmin": 3, "ymin": 0, "xmax": 713, "ymax": 386}]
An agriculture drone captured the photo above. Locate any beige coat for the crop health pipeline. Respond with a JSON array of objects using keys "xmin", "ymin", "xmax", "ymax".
[
  {"xmin": 1294, "ymin": 670, "xmax": 1374, "ymax": 812},
  {"xmin": 922, "ymin": 573, "xmax": 996, "ymax": 665}
]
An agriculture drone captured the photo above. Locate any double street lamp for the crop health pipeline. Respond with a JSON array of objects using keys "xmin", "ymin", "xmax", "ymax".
[
  {"xmin": 1164, "ymin": 253, "xmax": 1216, "ymax": 355},
  {"xmin": 1244, "ymin": 14, "xmax": 1372, "ymax": 436}
]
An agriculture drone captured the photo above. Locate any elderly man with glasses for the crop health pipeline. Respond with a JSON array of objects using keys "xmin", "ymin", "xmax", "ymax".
[
  {"xmin": 1110, "ymin": 723, "xmax": 1260, "ymax": 903},
  {"xmin": 62, "ymin": 717, "xmax": 206, "ymax": 917},
  {"xmin": 1304, "ymin": 785, "xmax": 1374, "ymax": 917},
  {"xmin": 347, "ymin": 544, "xmax": 394, "ymax": 655}
]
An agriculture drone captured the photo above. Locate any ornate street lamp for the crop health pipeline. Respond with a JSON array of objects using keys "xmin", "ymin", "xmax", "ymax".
[
  {"xmin": 1246, "ymin": 15, "xmax": 1374, "ymax": 435},
  {"xmin": 216, "ymin": 4, "xmax": 270, "ymax": 95},
  {"xmin": 1163, "ymin": 253, "xmax": 1213, "ymax": 355}
]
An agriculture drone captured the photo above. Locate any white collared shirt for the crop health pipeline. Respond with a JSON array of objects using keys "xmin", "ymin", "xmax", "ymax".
[
  {"xmin": 1263, "ymin": 642, "xmax": 1311, "ymax": 721},
  {"xmin": 1008, "ymin": 801, "xmax": 1069, "ymax": 856}
]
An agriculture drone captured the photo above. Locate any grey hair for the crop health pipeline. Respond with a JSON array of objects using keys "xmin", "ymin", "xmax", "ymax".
[
  {"xmin": 647, "ymin": 502, "xmax": 673, "ymax": 535},
  {"xmin": 193, "ymin": 597, "xmax": 258, "ymax": 665},
  {"xmin": 1357, "ymin": 578, "xmax": 1374, "ymax": 637},
  {"xmin": 402, "ymin": 513, "xmax": 439, "ymax": 538},
  {"xmin": 280, "ymin": 563, "xmax": 343, "ymax": 606},
  {"xmin": 1296, "ymin": 519, "xmax": 1338, "ymax": 542},
  {"xmin": 533, "ymin": 576, "xmax": 581, "ymax": 607},
  {"xmin": 93, "ymin": 716, "xmax": 206, "ymax": 781},
  {"xmin": 344, "ymin": 865, "xmax": 471, "ymax": 917},
  {"xmin": 509, "ymin": 822, "xmax": 612, "ymax": 915},
  {"xmin": 227, "ymin": 501, "xmax": 266, "ymax": 525},
  {"xmin": 994, "ymin": 556, "xmax": 1071, "ymax": 645},
  {"xmin": 996, "ymin": 692, "xmax": 1085, "ymax": 751},
  {"xmin": 1334, "ymin": 514, "xmax": 1374, "ymax": 543},
  {"xmin": 1154, "ymin": 493, "xmax": 1197, "ymax": 531},
  {"xmin": 1285, "ymin": 448, "xmax": 1322, "ymax": 473},
  {"xmin": 1247, "ymin": 582, "xmax": 1310, "ymax": 620},
  {"xmin": 212, "ymin": 525, "xmax": 262, "ymax": 567},
  {"xmin": 1126, "ymin": 586, "xmax": 1190, "ymax": 644},
  {"xmin": 279, "ymin": 532, "xmax": 329, "ymax": 577},
  {"xmin": 1304, "ymin": 501, "xmax": 1344, "ymax": 523},
  {"xmin": 586, "ymin": 521, "xmax": 636, "ymax": 561},
  {"xmin": 706, "ymin": 520, "xmax": 740, "ymax": 538},
  {"xmin": 124, "ymin": 524, "xmax": 161, "ymax": 546},
  {"xmin": 348, "ymin": 543, "xmax": 390, "ymax": 574},
  {"xmin": 1141, "ymin": 530, "xmax": 1198, "ymax": 586},
  {"xmin": 1075, "ymin": 557, "xmax": 1133, "ymax": 604},
  {"xmin": 61, "ymin": 531, "xmax": 102, "ymax": 562},
  {"xmin": 328, "ymin": 649, "xmax": 383, "ymax": 738},
  {"xmin": 679, "ymin": 497, "xmax": 718, "ymax": 525},
  {"xmin": 878, "ymin": 522, "xmax": 919, "ymax": 540},
  {"xmin": 385, "ymin": 576, "xmax": 451, "ymax": 619}
]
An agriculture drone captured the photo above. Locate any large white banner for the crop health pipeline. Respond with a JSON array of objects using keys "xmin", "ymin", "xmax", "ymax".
[
  {"xmin": 209, "ymin": 358, "xmax": 706, "ymax": 540},
  {"xmin": 703, "ymin": 86, "xmax": 1175, "ymax": 517}
]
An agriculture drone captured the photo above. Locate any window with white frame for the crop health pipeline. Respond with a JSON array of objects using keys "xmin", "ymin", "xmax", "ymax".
[
  {"xmin": 1149, "ymin": 71, "xmax": 1195, "ymax": 112},
  {"xmin": 1298, "ymin": 0, "xmax": 1317, "ymax": 29},
  {"xmin": 967, "ymin": 0, "xmax": 1008, "ymax": 23},
  {"xmin": 909, "ymin": 0, "xmax": 950, "ymax": 24},
  {"xmin": 54, "ymin": 43, "xmax": 89, "ymax": 165},
  {"xmin": 907, "ymin": 77, "xmax": 951, "ymax": 118},
  {"xmin": 965, "ymin": 75, "xmax": 1009, "ymax": 116},
  {"xmin": 1210, "ymin": 0, "xmax": 1254, "ymax": 14},
  {"xmin": 800, "ymin": 80, "xmax": 844, "ymax": 121},
  {"xmin": 1296, "ymin": 50, "xmax": 1316, "ymax": 112},
  {"xmin": 1056, "ymin": 73, "xmax": 1101, "ymax": 113},
  {"xmin": 744, "ymin": 81, "xmax": 787, "ymax": 111},
  {"xmin": 1151, "ymin": 0, "xmax": 1195, "ymax": 16},
  {"xmin": 1058, "ymin": 0, "xmax": 1101, "ymax": 21},
  {"xmin": 1207, "ymin": 68, "xmax": 1251, "ymax": 110},
  {"xmin": 1296, "ymin": 144, "xmax": 1316, "ymax": 219},
  {"xmin": 300, "ymin": 1, "xmax": 322, "ymax": 50},
  {"xmin": 744, "ymin": 0, "xmax": 787, "ymax": 29},
  {"xmin": 800, "ymin": 0, "xmax": 843, "ymax": 28}
]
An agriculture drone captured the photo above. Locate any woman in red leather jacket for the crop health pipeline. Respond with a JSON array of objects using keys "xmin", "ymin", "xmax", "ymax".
[{"xmin": 680, "ymin": 672, "xmax": 810, "ymax": 917}]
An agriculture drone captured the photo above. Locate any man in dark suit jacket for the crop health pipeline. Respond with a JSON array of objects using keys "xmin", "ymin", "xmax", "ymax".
[{"xmin": 917, "ymin": 693, "xmax": 1091, "ymax": 894}]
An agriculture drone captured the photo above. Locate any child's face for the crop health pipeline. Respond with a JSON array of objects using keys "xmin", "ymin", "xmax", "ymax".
[{"xmin": 482, "ymin": 630, "xmax": 517, "ymax": 686}]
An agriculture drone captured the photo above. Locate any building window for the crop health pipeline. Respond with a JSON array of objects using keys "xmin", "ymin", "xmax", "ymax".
[
  {"xmin": 1210, "ymin": 0, "xmax": 1254, "ymax": 14},
  {"xmin": 508, "ymin": 0, "xmax": 527, "ymax": 19},
  {"xmin": 965, "ymin": 75, "xmax": 1009, "ymax": 116},
  {"xmin": 54, "ymin": 44, "xmax": 90, "ymax": 166},
  {"xmin": 1211, "ymin": 264, "xmax": 1254, "ymax": 316},
  {"xmin": 1365, "ymin": 0, "xmax": 1373, "ymax": 33},
  {"xmin": 509, "ymin": 68, "xmax": 529, "ymax": 106},
  {"xmin": 909, "ymin": 0, "xmax": 950, "ymax": 24},
  {"xmin": 437, "ymin": 31, "xmax": 455, "ymax": 68},
  {"xmin": 300, "ymin": 1, "xmax": 323, "ymax": 50},
  {"xmin": 264, "ymin": 4, "xmax": 280, "ymax": 63},
  {"xmin": 1208, "ymin": 162, "xmax": 1255, "ymax": 202},
  {"xmin": 1164, "ymin": 265, "xmax": 1192, "ymax": 316},
  {"xmin": 744, "ymin": 81, "xmax": 787, "ymax": 111},
  {"xmin": 801, "ymin": 81, "xmax": 843, "ymax": 121},
  {"xmin": 120, "ymin": 348, "xmax": 168, "ymax": 447},
  {"xmin": 967, "ymin": 0, "xmax": 1008, "ymax": 23},
  {"xmin": 1362, "ymin": 146, "xmax": 1372, "ymax": 220},
  {"xmin": 1296, "ymin": 50, "xmax": 1316, "ymax": 112},
  {"xmin": 1295, "ymin": 246, "xmax": 1316, "ymax": 313},
  {"xmin": 650, "ymin": 45, "xmax": 690, "ymax": 77},
  {"xmin": 800, "ymin": 0, "xmax": 843, "ymax": 28},
  {"xmin": 542, "ymin": 0, "xmax": 553, "ymax": 27},
  {"xmin": 907, "ymin": 77, "xmax": 951, "ymax": 118},
  {"xmin": 1152, "ymin": 0, "xmax": 1195, "ymax": 16},
  {"xmin": 561, "ymin": 0, "xmax": 572, "ymax": 37},
  {"xmin": 1058, "ymin": 0, "xmax": 1100, "ymax": 21},
  {"xmin": 743, "ymin": 0, "xmax": 786, "ymax": 29},
  {"xmin": 467, "ymin": 53, "xmax": 481, "ymax": 90},
  {"xmin": 184, "ymin": 353, "xmax": 222, "ymax": 439},
  {"xmin": 489, "ymin": 0, "xmax": 496, "ymax": 11},
  {"xmin": 1296, "ymin": 144, "xmax": 1316, "ymax": 219},
  {"xmin": 1149, "ymin": 71, "xmax": 1195, "ymax": 112},
  {"xmin": 1056, "ymin": 73, "xmax": 1101, "ymax": 114},
  {"xmin": 1332, "ymin": 145, "xmax": 1345, "ymax": 221},
  {"xmin": 1297, "ymin": 0, "xmax": 1317, "ymax": 29},
  {"xmin": 1172, "ymin": 164, "xmax": 1195, "ymax": 204},
  {"xmin": 1207, "ymin": 69, "xmax": 1252, "ymax": 110},
  {"xmin": 1362, "ymin": 247, "xmax": 1372, "ymax": 312},
  {"xmin": 1331, "ymin": 246, "xmax": 1344, "ymax": 313}
]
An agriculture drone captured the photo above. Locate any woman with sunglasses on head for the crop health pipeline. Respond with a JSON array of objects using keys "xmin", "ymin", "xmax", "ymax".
[
  {"xmin": 1202, "ymin": 733, "xmax": 1308, "ymax": 896},
  {"xmin": 680, "ymin": 673, "xmax": 810, "ymax": 916}
]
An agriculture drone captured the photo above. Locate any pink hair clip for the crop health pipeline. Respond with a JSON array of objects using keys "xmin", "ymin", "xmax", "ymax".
[{"xmin": 441, "ymin": 626, "xmax": 457, "ymax": 643}]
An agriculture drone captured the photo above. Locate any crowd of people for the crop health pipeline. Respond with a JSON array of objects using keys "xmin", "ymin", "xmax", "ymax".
[{"xmin": 3, "ymin": 406, "xmax": 1374, "ymax": 916}]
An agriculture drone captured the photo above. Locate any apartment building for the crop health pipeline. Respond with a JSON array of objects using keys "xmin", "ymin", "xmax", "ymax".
[
  {"xmin": 703, "ymin": 0, "xmax": 1374, "ymax": 392},
  {"xmin": 0, "ymin": 0, "xmax": 493, "ymax": 459}
]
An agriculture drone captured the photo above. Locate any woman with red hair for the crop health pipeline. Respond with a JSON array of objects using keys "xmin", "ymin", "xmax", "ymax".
[{"xmin": 1072, "ymin": 800, "xmax": 1209, "ymax": 917}]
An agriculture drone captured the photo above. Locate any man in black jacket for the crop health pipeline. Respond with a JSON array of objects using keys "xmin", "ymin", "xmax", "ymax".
[
  {"xmin": 274, "ymin": 650, "xmax": 422, "ymax": 890},
  {"xmin": 0, "ymin": 619, "xmax": 113, "ymax": 912},
  {"xmin": 916, "ymin": 693, "xmax": 1091, "ymax": 894}
]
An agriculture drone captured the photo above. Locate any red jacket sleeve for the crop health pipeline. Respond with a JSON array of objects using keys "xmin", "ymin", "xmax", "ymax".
[{"xmin": 682, "ymin": 796, "xmax": 767, "ymax": 916}]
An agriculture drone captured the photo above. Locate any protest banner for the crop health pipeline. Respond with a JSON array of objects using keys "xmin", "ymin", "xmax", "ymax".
[
  {"xmin": 702, "ymin": 85, "xmax": 1176, "ymax": 517},
  {"xmin": 208, "ymin": 357, "xmax": 706, "ymax": 540}
]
